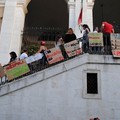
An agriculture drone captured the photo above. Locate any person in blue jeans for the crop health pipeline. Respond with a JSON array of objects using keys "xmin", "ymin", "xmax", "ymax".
[{"xmin": 82, "ymin": 24, "xmax": 90, "ymax": 53}]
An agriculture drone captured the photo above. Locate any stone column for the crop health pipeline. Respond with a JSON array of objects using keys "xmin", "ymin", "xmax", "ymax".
[
  {"xmin": 86, "ymin": 0, "xmax": 94, "ymax": 31},
  {"xmin": 74, "ymin": 0, "xmax": 94, "ymax": 37},
  {"xmin": 68, "ymin": 0, "xmax": 75, "ymax": 31},
  {"xmin": 75, "ymin": 0, "xmax": 83, "ymax": 38},
  {"xmin": 0, "ymin": 0, "xmax": 28, "ymax": 65}
]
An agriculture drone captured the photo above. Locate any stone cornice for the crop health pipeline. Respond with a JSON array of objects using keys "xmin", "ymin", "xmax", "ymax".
[
  {"xmin": 68, "ymin": 1, "xmax": 75, "ymax": 7},
  {"xmin": 17, "ymin": 0, "xmax": 31, "ymax": 14},
  {"xmin": 17, "ymin": 0, "xmax": 31, "ymax": 7},
  {"xmin": 0, "ymin": 0, "xmax": 5, "ymax": 7},
  {"xmin": 0, "ymin": 0, "xmax": 31, "ymax": 13},
  {"xmin": 87, "ymin": 0, "xmax": 94, "ymax": 9}
]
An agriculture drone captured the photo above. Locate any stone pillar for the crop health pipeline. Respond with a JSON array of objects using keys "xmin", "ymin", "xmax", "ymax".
[
  {"xmin": 75, "ymin": 0, "xmax": 83, "ymax": 38},
  {"xmin": 68, "ymin": 0, "xmax": 75, "ymax": 31},
  {"xmin": 74, "ymin": 0, "xmax": 94, "ymax": 37},
  {"xmin": 0, "ymin": 0, "xmax": 29, "ymax": 65},
  {"xmin": 86, "ymin": 0, "xmax": 94, "ymax": 31}
]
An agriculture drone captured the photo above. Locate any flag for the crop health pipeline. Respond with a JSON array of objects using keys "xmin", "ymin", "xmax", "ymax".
[{"xmin": 78, "ymin": 0, "xmax": 83, "ymax": 25}]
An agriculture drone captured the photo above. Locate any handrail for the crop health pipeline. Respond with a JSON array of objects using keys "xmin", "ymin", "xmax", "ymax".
[{"xmin": 0, "ymin": 46, "xmax": 112, "ymax": 86}]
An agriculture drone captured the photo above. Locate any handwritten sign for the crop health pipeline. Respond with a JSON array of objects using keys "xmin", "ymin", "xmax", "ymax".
[
  {"xmin": 88, "ymin": 33, "xmax": 103, "ymax": 46},
  {"xmin": 64, "ymin": 40, "xmax": 82, "ymax": 57},
  {"xmin": 4, "ymin": 60, "xmax": 30, "ymax": 81},
  {"xmin": 45, "ymin": 48, "xmax": 64, "ymax": 64},
  {"xmin": 25, "ymin": 53, "xmax": 43, "ymax": 64},
  {"xmin": 111, "ymin": 33, "xmax": 120, "ymax": 57}
]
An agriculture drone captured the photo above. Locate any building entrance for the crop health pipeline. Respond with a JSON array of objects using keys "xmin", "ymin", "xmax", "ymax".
[
  {"xmin": 22, "ymin": 0, "xmax": 69, "ymax": 55},
  {"xmin": 25, "ymin": 0, "xmax": 69, "ymax": 29}
]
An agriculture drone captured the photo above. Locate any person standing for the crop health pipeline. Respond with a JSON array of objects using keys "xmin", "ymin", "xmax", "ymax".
[
  {"xmin": 9, "ymin": 51, "xmax": 17, "ymax": 63},
  {"xmin": 37, "ymin": 41, "xmax": 47, "ymax": 54},
  {"xmin": 37, "ymin": 41, "xmax": 47, "ymax": 65},
  {"xmin": 54, "ymin": 34, "xmax": 64, "ymax": 48},
  {"xmin": 101, "ymin": 21, "xmax": 114, "ymax": 53},
  {"xmin": 64, "ymin": 28, "xmax": 76, "ymax": 43},
  {"xmin": 20, "ymin": 49, "xmax": 28, "ymax": 60},
  {"xmin": 82, "ymin": 24, "xmax": 90, "ymax": 53},
  {"xmin": 94, "ymin": 27, "xmax": 99, "ymax": 33}
]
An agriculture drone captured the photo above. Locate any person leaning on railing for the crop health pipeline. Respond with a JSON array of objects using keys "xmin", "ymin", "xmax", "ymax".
[
  {"xmin": 19, "ymin": 49, "xmax": 28, "ymax": 60},
  {"xmin": 101, "ymin": 21, "xmax": 114, "ymax": 54},
  {"xmin": 54, "ymin": 34, "xmax": 68, "ymax": 58},
  {"xmin": 54, "ymin": 34, "xmax": 64, "ymax": 48},
  {"xmin": 64, "ymin": 28, "xmax": 76, "ymax": 43},
  {"xmin": 9, "ymin": 51, "xmax": 17, "ymax": 63}
]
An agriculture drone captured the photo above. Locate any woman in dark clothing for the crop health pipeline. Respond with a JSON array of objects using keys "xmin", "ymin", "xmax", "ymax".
[
  {"xmin": 64, "ymin": 28, "xmax": 76, "ymax": 43},
  {"xmin": 9, "ymin": 51, "xmax": 17, "ymax": 63},
  {"xmin": 37, "ymin": 41, "xmax": 47, "ymax": 65},
  {"xmin": 37, "ymin": 41, "xmax": 47, "ymax": 54}
]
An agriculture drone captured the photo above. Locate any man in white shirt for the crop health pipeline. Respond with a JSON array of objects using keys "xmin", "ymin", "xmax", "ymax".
[{"xmin": 20, "ymin": 49, "xmax": 28, "ymax": 60}]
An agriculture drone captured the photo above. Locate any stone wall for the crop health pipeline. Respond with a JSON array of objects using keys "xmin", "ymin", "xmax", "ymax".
[{"xmin": 0, "ymin": 54, "xmax": 120, "ymax": 120}]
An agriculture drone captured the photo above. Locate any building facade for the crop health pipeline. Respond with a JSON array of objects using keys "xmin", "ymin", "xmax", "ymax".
[
  {"xmin": 0, "ymin": 0, "xmax": 94, "ymax": 65},
  {"xmin": 0, "ymin": 54, "xmax": 120, "ymax": 120}
]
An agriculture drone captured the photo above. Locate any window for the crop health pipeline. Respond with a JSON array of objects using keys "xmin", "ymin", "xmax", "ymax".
[
  {"xmin": 83, "ymin": 70, "xmax": 101, "ymax": 99},
  {"xmin": 87, "ymin": 73, "xmax": 98, "ymax": 94}
]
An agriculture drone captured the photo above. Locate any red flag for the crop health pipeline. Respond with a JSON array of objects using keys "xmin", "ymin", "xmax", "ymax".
[
  {"xmin": 78, "ymin": 0, "xmax": 83, "ymax": 25},
  {"xmin": 78, "ymin": 8, "xmax": 83, "ymax": 25}
]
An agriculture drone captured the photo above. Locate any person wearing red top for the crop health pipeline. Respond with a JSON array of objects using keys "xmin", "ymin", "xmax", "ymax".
[
  {"xmin": 101, "ymin": 21, "xmax": 114, "ymax": 33},
  {"xmin": 101, "ymin": 21, "xmax": 114, "ymax": 54}
]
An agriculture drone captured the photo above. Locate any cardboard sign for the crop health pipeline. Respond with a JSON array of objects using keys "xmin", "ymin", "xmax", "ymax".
[
  {"xmin": 25, "ymin": 53, "xmax": 43, "ymax": 64},
  {"xmin": 0, "ymin": 64, "xmax": 5, "ymax": 78},
  {"xmin": 25, "ymin": 56, "xmax": 35, "ymax": 64},
  {"xmin": 64, "ymin": 40, "xmax": 82, "ymax": 57},
  {"xmin": 34, "ymin": 53, "xmax": 43, "ymax": 61},
  {"xmin": 111, "ymin": 33, "xmax": 120, "ymax": 57},
  {"xmin": 4, "ymin": 60, "xmax": 30, "ymax": 81},
  {"xmin": 45, "ymin": 48, "xmax": 64, "ymax": 64},
  {"xmin": 88, "ymin": 33, "xmax": 103, "ymax": 46}
]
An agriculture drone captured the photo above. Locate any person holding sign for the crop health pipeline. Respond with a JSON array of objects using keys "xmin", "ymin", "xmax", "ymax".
[
  {"xmin": 55, "ymin": 34, "xmax": 64, "ymax": 48},
  {"xmin": 82, "ymin": 24, "xmax": 90, "ymax": 53},
  {"xmin": 36, "ymin": 41, "xmax": 47, "ymax": 65},
  {"xmin": 54, "ymin": 34, "xmax": 67, "ymax": 58},
  {"xmin": 20, "ymin": 49, "xmax": 28, "ymax": 60},
  {"xmin": 64, "ymin": 28, "xmax": 76, "ymax": 43},
  {"xmin": 101, "ymin": 21, "xmax": 114, "ymax": 53},
  {"xmin": 9, "ymin": 51, "xmax": 17, "ymax": 63}
]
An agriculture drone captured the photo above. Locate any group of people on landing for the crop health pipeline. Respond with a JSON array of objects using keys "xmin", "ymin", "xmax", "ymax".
[
  {"xmin": 55, "ymin": 21, "xmax": 114, "ymax": 54},
  {"xmin": 8, "ymin": 28, "xmax": 77, "ymax": 65},
  {"xmin": 9, "ymin": 41, "xmax": 47, "ymax": 65},
  {"xmin": 8, "ymin": 21, "xmax": 114, "ymax": 64}
]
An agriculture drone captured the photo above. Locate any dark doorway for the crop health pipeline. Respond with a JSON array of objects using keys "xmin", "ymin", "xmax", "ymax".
[
  {"xmin": 25, "ymin": 0, "xmax": 69, "ymax": 29},
  {"xmin": 93, "ymin": 0, "xmax": 120, "ymax": 32}
]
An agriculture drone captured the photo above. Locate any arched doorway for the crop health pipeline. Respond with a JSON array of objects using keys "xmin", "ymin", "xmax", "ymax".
[
  {"xmin": 93, "ymin": 0, "xmax": 120, "ymax": 32},
  {"xmin": 22, "ymin": 0, "xmax": 69, "ymax": 55},
  {"xmin": 25, "ymin": 0, "xmax": 69, "ymax": 28}
]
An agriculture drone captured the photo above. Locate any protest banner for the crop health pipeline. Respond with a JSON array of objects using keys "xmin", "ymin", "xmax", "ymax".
[
  {"xmin": 88, "ymin": 33, "xmax": 103, "ymax": 46},
  {"xmin": 45, "ymin": 48, "xmax": 64, "ymax": 65},
  {"xmin": 0, "ymin": 64, "xmax": 5, "ymax": 78},
  {"xmin": 4, "ymin": 60, "xmax": 30, "ymax": 81},
  {"xmin": 111, "ymin": 33, "xmax": 120, "ymax": 57},
  {"xmin": 25, "ymin": 53, "xmax": 43, "ymax": 64},
  {"xmin": 64, "ymin": 40, "xmax": 82, "ymax": 57}
]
